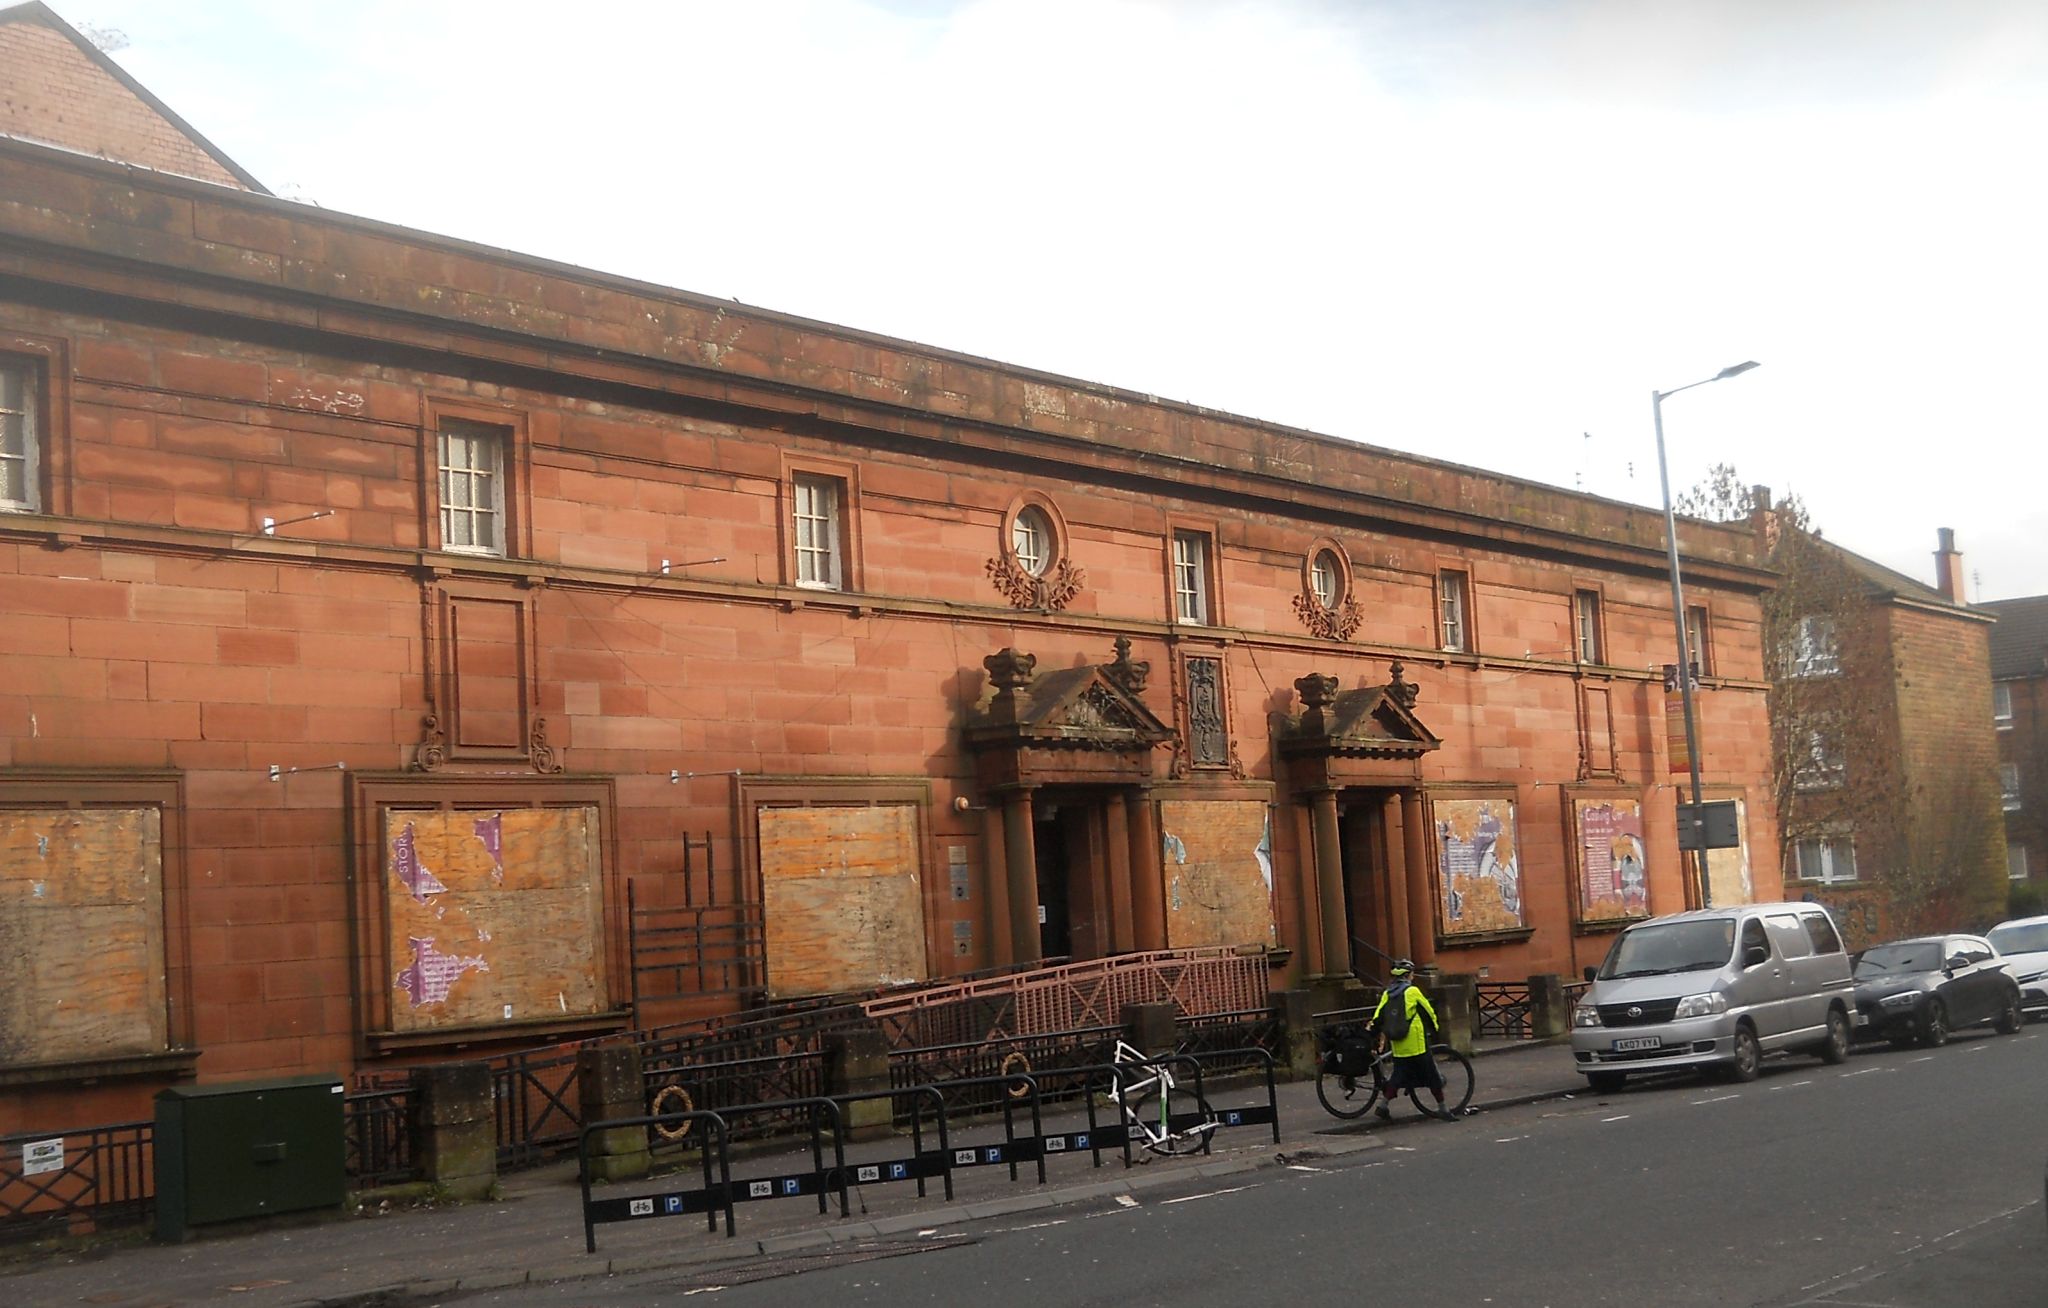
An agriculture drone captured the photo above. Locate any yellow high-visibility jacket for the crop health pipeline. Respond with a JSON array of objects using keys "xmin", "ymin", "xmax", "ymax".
[{"xmin": 1368, "ymin": 982, "xmax": 1440, "ymax": 1058}]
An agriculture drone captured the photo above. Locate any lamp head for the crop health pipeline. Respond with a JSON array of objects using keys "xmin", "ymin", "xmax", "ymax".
[{"xmin": 1715, "ymin": 361, "xmax": 1761, "ymax": 380}]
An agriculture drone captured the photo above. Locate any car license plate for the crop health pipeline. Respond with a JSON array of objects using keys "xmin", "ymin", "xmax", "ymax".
[{"xmin": 1613, "ymin": 1036, "xmax": 1661, "ymax": 1052}]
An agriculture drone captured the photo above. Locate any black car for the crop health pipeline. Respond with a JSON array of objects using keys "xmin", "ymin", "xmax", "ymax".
[{"xmin": 1851, "ymin": 934, "xmax": 2023, "ymax": 1047}]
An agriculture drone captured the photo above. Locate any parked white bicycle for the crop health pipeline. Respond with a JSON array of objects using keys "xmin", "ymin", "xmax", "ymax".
[{"xmin": 1106, "ymin": 1040, "xmax": 1220, "ymax": 1157}]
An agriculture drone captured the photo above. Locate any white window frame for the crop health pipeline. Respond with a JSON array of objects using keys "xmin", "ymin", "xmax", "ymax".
[
  {"xmin": 1789, "ymin": 615, "xmax": 1840, "ymax": 678},
  {"xmin": 2001, "ymin": 763, "xmax": 2021, "ymax": 812},
  {"xmin": 1440, "ymin": 570, "xmax": 1470, "ymax": 653},
  {"xmin": 436, "ymin": 420, "xmax": 505, "ymax": 557},
  {"xmin": 1994, "ymin": 683, "xmax": 2013, "ymax": 728},
  {"xmin": 1012, "ymin": 506, "xmax": 1051, "ymax": 578},
  {"xmin": 0, "ymin": 358, "xmax": 38, "ymax": 513},
  {"xmin": 793, "ymin": 472, "xmax": 844, "ymax": 590},
  {"xmin": 1685, "ymin": 605, "xmax": 1712, "ymax": 678},
  {"xmin": 1574, "ymin": 590, "xmax": 1603, "ymax": 664},
  {"xmin": 1795, "ymin": 836, "xmax": 1858, "ymax": 884},
  {"xmin": 1311, "ymin": 550, "xmax": 1340, "ymax": 608},
  {"xmin": 2010, "ymin": 841, "xmax": 2030, "ymax": 881},
  {"xmin": 1172, "ymin": 530, "xmax": 1210, "ymax": 625},
  {"xmin": 1794, "ymin": 725, "xmax": 1847, "ymax": 792}
]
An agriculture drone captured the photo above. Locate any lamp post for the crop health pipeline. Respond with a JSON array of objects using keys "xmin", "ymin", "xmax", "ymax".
[{"xmin": 1652, "ymin": 360, "xmax": 1760, "ymax": 909}]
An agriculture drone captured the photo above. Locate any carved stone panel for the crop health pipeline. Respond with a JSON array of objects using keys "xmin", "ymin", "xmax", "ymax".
[{"xmin": 1185, "ymin": 655, "xmax": 1230, "ymax": 770}]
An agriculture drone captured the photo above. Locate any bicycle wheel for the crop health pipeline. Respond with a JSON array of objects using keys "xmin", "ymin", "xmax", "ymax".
[
  {"xmin": 1143, "ymin": 1087, "xmax": 1217, "ymax": 1156},
  {"xmin": 1316, "ymin": 1066, "xmax": 1373, "ymax": 1120},
  {"xmin": 1406, "ymin": 1044, "xmax": 1474, "ymax": 1119}
]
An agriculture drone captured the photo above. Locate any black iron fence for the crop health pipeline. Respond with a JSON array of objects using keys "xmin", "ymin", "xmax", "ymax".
[
  {"xmin": 491, "ymin": 1046, "xmax": 584, "ymax": 1170},
  {"xmin": 344, "ymin": 1085, "xmax": 416, "ymax": 1188},
  {"xmin": 0, "ymin": 1120, "xmax": 153, "ymax": 1245},
  {"xmin": 642, "ymin": 1050, "xmax": 830, "ymax": 1143}
]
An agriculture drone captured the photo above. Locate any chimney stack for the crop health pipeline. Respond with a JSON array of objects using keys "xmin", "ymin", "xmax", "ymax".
[{"xmin": 1933, "ymin": 528, "xmax": 1967, "ymax": 603}]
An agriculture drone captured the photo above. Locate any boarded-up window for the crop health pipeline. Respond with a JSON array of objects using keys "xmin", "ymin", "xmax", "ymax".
[
  {"xmin": 0, "ymin": 808, "xmax": 166, "ymax": 1066},
  {"xmin": 1159, "ymin": 800, "xmax": 1275, "ymax": 948},
  {"xmin": 760, "ymin": 805, "xmax": 925, "ymax": 998},
  {"xmin": 381, "ymin": 807, "xmax": 605, "ymax": 1032},
  {"xmin": 1704, "ymin": 798, "xmax": 1753, "ymax": 907}
]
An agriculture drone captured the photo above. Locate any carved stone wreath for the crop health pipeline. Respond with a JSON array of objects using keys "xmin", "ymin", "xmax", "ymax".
[
  {"xmin": 987, "ymin": 554, "xmax": 1086, "ymax": 612},
  {"xmin": 1291, "ymin": 590, "xmax": 1365, "ymax": 641}
]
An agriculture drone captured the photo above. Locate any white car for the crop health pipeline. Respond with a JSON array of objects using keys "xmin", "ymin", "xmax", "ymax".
[{"xmin": 1986, "ymin": 914, "xmax": 2048, "ymax": 1017}]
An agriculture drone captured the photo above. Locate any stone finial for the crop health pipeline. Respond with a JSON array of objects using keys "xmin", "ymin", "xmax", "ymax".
[
  {"xmin": 1105, "ymin": 636, "xmax": 1150, "ymax": 694},
  {"xmin": 1388, "ymin": 661, "xmax": 1420, "ymax": 710},
  {"xmin": 984, "ymin": 648, "xmax": 1037, "ymax": 693},
  {"xmin": 1295, "ymin": 672, "xmax": 1339, "ymax": 712}
]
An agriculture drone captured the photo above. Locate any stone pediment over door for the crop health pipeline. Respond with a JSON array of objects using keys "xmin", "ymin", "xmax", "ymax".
[
  {"xmin": 965, "ymin": 640, "xmax": 1177, "ymax": 788},
  {"xmin": 1279, "ymin": 661, "xmax": 1442, "ymax": 788}
]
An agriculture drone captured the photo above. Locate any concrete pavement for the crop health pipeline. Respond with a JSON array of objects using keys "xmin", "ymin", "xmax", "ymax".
[{"xmin": 2, "ymin": 1040, "xmax": 1589, "ymax": 1308}]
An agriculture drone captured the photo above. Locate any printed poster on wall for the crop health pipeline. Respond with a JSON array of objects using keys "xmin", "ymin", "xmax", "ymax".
[
  {"xmin": 1435, "ymin": 797, "xmax": 1525, "ymax": 935},
  {"xmin": 1574, "ymin": 797, "xmax": 1650, "ymax": 924}
]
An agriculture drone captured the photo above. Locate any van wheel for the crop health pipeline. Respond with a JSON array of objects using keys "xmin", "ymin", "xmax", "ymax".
[
  {"xmin": 1817, "ymin": 1008, "xmax": 1851, "ymax": 1064},
  {"xmin": 1996, "ymin": 989, "xmax": 2023, "ymax": 1035},
  {"xmin": 1729, "ymin": 1025, "xmax": 1762, "ymax": 1082},
  {"xmin": 1586, "ymin": 1071, "xmax": 1626, "ymax": 1094}
]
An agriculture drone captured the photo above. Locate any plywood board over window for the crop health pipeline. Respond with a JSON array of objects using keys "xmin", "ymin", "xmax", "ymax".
[
  {"xmin": 1434, "ymin": 796, "xmax": 1527, "ymax": 937},
  {"xmin": 759, "ymin": 805, "xmax": 926, "ymax": 998},
  {"xmin": 1159, "ymin": 800, "xmax": 1275, "ymax": 949},
  {"xmin": 1704, "ymin": 796, "xmax": 1753, "ymax": 908},
  {"xmin": 0, "ymin": 808, "xmax": 166, "ymax": 1066},
  {"xmin": 380, "ymin": 806, "xmax": 606, "ymax": 1032}
]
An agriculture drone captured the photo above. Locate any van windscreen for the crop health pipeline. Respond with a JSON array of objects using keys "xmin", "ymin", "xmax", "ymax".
[{"xmin": 1601, "ymin": 920, "xmax": 1738, "ymax": 979}]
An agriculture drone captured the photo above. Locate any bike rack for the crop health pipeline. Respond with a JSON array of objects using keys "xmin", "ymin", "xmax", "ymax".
[{"xmin": 574, "ymin": 1051, "xmax": 1282, "ymax": 1250}]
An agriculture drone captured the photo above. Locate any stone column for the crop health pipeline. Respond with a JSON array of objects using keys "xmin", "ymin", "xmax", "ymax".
[
  {"xmin": 1104, "ymin": 791, "xmax": 1135, "ymax": 954},
  {"xmin": 1527, "ymin": 973, "xmax": 1569, "ymax": 1039},
  {"xmin": 824, "ymin": 1025, "xmax": 894, "ymax": 1141},
  {"xmin": 1269, "ymin": 988, "xmax": 1320, "ymax": 1082},
  {"xmin": 1381, "ymin": 793, "xmax": 1411, "ymax": 968},
  {"xmin": 1126, "ymin": 788, "xmax": 1167, "ymax": 951},
  {"xmin": 1309, "ymin": 788, "xmax": 1349, "ymax": 976},
  {"xmin": 1001, "ymin": 787, "xmax": 1042, "ymax": 964},
  {"xmin": 1400, "ymin": 790, "xmax": 1436, "ymax": 967},
  {"xmin": 576, "ymin": 1043, "xmax": 649, "ymax": 1183},
  {"xmin": 1290, "ymin": 802, "xmax": 1325, "ymax": 975},
  {"xmin": 1122, "ymin": 1001, "xmax": 1180, "ymax": 1056},
  {"xmin": 410, "ymin": 1060, "xmax": 497, "ymax": 1201}
]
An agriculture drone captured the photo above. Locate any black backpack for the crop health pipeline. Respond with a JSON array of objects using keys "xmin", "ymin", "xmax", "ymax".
[{"xmin": 1374, "ymin": 982, "xmax": 1415, "ymax": 1042}]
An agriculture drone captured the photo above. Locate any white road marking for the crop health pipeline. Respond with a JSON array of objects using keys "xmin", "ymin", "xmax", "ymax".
[
  {"xmin": 1389, "ymin": 1146, "xmax": 1417, "ymax": 1153},
  {"xmin": 917, "ymin": 1228, "xmax": 938, "ymax": 1236},
  {"xmin": 1785, "ymin": 1079, "xmax": 1813, "ymax": 1087},
  {"xmin": 1601, "ymin": 1114, "xmax": 1630, "ymax": 1122},
  {"xmin": 1911, "ymin": 1056, "xmax": 1934, "ymax": 1063},
  {"xmin": 1286, "ymin": 1164, "xmax": 1326, "ymax": 1172},
  {"xmin": 1161, "ymin": 1185, "xmax": 1254, "ymax": 1205},
  {"xmin": 1113, "ymin": 1195, "xmax": 1139, "ymax": 1208},
  {"xmin": 681, "ymin": 1289, "xmax": 726, "ymax": 1297},
  {"xmin": 1493, "ymin": 1134, "xmax": 1530, "ymax": 1143},
  {"xmin": 1839, "ymin": 1067, "xmax": 1877, "ymax": 1077},
  {"xmin": 1008, "ymin": 1219, "xmax": 1068, "ymax": 1231},
  {"xmin": 1689, "ymin": 1094, "xmax": 1741, "ymax": 1105}
]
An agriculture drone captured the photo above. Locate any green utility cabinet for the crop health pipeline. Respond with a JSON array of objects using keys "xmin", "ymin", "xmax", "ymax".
[{"xmin": 154, "ymin": 1076, "xmax": 346, "ymax": 1241}]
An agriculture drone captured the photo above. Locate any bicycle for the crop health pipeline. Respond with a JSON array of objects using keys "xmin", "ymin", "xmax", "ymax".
[
  {"xmin": 1315, "ymin": 1022, "xmax": 1475, "ymax": 1122},
  {"xmin": 1107, "ymin": 1040, "xmax": 1221, "ymax": 1156}
]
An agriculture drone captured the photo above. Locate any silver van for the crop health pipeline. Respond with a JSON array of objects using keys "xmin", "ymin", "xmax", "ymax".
[{"xmin": 1570, "ymin": 901, "xmax": 1854, "ymax": 1090}]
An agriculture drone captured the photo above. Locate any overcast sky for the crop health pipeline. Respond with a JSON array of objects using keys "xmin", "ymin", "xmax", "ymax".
[{"xmin": 75, "ymin": 0, "xmax": 2048, "ymax": 599}]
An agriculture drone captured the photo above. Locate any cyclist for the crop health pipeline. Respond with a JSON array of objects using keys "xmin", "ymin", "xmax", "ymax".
[{"xmin": 1366, "ymin": 959, "xmax": 1455, "ymax": 1121}]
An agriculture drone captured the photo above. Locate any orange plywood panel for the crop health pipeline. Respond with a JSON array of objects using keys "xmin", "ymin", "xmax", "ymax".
[
  {"xmin": 1159, "ymin": 800, "xmax": 1275, "ymax": 950},
  {"xmin": 760, "ymin": 805, "xmax": 924, "ymax": 998}
]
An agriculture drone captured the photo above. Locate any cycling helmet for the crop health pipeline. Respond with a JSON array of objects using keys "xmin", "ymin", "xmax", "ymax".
[{"xmin": 1388, "ymin": 958, "xmax": 1414, "ymax": 978}]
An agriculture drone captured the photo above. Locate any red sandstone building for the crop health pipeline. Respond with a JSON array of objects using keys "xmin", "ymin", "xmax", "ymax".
[{"xmin": 0, "ymin": 2, "xmax": 1781, "ymax": 1130}]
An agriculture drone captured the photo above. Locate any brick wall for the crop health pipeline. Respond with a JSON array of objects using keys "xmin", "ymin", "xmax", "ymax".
[{"xmin": 0, "ymin": 17, "xmax": 245, "ymax": 189}]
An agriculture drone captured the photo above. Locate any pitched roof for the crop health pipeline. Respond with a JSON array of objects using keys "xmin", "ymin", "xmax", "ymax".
[
  {"xmin": 1806, "ymin": 531, "xmax": 1984, "ymax": 617},
  {"xmin": 0, "ymin": 1, "xmax": 266, "ymax": 192},
  {"xmin": 1982, "ymin": 595, "xmax": 2048, "ymax": 679}
]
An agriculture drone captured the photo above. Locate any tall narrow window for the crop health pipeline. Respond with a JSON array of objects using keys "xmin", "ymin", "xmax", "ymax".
[
  {"xmin": 1574, "ymin": 590, "xmax": 1603, "ymax": 664},
  {"xmin": 1440, "ymin": 570, "xmax": 1470, "ymax": 652},
  {"xmin": 1172, "ymin": 530, "xmax": 1210, "ymax": 625},
  {"xmin": 793, "ymin": 473, "xmax": 844, "ymax": 590},
  {"xmin": 2010, "ymin": 842, "xmax": 2030, "ymax": 881},
  {"xmin": 2002, "ymin": 763, "xmax": 2022, "ymax": 812},
  {"xmin": 1994, "ymin": 683, "xmax": 2013, "ymax": 727},
  {"xmin": 1685, "ymin": 605, "xmax": 1712, "ymax": 677},
  {"xmin": 0, "ymin": 360, "xmax": 37, "ymax": 513},
  {"xmin": 1789, "ymin": 615, "xmax": 1840, "ymax": 677},
  {"xmin": 437, "ymin": 420, "xmax": 505, "ymax": 556}
]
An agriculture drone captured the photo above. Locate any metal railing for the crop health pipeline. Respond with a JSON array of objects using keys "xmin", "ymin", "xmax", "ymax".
[
  {"xmin": 492, "ymin": 1046, "xmax": 584, "ymax": 1169},
  {"xmin": 642, "ymin": 1049, "xmax": 830, "ymax": 1143},
  {"xmin": 344, "ymin": 1086, "xmax": 417, "ymax": 1188},
  {"xmin": 1474, "ymin": 981, "xmax": 1535, "ymax": 1039},
  {"xmin": 0, "ymin": 1120, "xmax": 153, "ymax": 1245}
]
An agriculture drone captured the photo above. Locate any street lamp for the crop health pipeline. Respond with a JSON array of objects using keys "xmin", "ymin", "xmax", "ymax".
[{"xmin": 1652, "ymin": 360, "xmax": 1760, "ymax": 910}]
